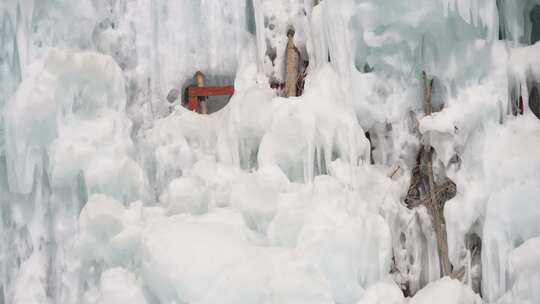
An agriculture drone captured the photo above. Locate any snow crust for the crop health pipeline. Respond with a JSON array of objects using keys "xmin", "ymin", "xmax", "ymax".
[{"xmin": 1, "ymin": 0, "xmax": 540, "ymax": 303}]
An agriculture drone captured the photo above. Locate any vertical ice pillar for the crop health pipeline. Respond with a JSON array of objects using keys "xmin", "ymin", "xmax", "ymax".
[
  {"xmin": 322, "ymin": 0, "xmax": 355, "ymax": 82},
  {"xmin": 15, "ymin": 0, "xmax": 34, "ymax": 80},
  {"xmin": 252, "ymin": 0, "xmax": 266, "ymax": 75},
  {"xmin": 309, "ymin": 4, "xmax": 329, "ymax": 69},
  {"xmin": 309, "ymin": 0, "xmax": 356, "ymax": 83}
]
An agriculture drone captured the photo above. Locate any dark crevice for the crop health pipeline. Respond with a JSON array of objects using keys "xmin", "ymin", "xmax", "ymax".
[
  {"xmin": 530, "ymin": 5, "xmax": 540, "ymax": 44},
  {"xmin": 529, "ymin": 84, "xmax": 540, "ymax": 119},
  {"xmin": 365, "ymin": 132, "xmax": 375, "ymax": 164},
  {"xmin": 245, "ymin": 0, "xmax": 256, "ymax": 35}
]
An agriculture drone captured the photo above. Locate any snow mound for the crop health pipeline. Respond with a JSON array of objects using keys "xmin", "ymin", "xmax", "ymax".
[
  {"xmin": 160, "ymin": 177, "xmax": 209, "ymax": 215},
  {"xmin": 89, "ymin": 268, "xmax": 146, "ymax": 304},
  {"xmin": 503, "ymin": 237, "xmax": 540, "ymax": 304},
  {"xmin": 77, "ymin": 194, "xmax": 143, "ymax": 267},
  {"xmin": 140, "ymin": 209, "xmax": 334, "ymax": 303},
  {"xmin": 408, "ymin": 277, "xmax": 482, "ymax": 304},
  {"xmin": 356, "ymin": 281, "xmax": 404, "ymax": 304}
]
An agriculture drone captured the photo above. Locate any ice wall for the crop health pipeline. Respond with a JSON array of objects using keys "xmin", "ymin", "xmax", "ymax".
[{"xmin": 1, "ymin": 0, "xmax": 540, "ymax": 303}]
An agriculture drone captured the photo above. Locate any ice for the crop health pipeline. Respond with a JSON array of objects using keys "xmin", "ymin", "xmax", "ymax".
[
  {"xmin": 408, "ymin": 277, "xmax": 482, "ymax": 304},
  {"xmin": 160, "ymin": 177, "xmax": 208, "ymax": 215},
  {"xmin": 2, "ymin": 0, "xmax": 540, "ymax": 303},
  {"xmin": 4, "ymin": 49, "xmax": 137, "ymax": 196},
  {"xmin": 80, "ymin": 194, "xmax": 125, "ymax": 240},
  {"xmin": 76, "ymin": 194, "xmax": 143, "ymax": 269},
  {"xmin": 356, "ymin": 281, "xmax": 404, "ymax": 304},
  {"xmin": 140, "ymin": 202, "xmax": 388, "ymax": 303},
  {"xmin": 482, "ymin": 180, "xmax": 540, "ymax": 301},
  {"xmin": 509, "ymin": 42, "xmax": 540, "ymax": 88},
  {"xmin": 297, "ymin": 201, "xmax": 391, "ymax": 303},
  {"xmin": 84, "ymin": 267, "xmax": 146, "ymax": 304},
  {"xmin": 504, "ymin": 237, "xmax": 540, "ymax": 303},
  {"xmin": 11, "ymin": 253, "xmax": 48, "ymax": 304},
  {"xmin": 231, "ymin": 165, "xmax": 288, "ymax": 234},
  {"xmin": 140, "ymin": 209, "xmax": 256, "ymax": 302},
  {"xmin": 444, "ymin": 115, "xmax": 540, "ymax": 301}
]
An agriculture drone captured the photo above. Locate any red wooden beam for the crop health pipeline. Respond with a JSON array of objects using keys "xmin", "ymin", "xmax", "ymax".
[
  {"xmin": 187, "ymin": 86, "xmax": 235, "ymax": 112},
  {"xmin": 189, "ymin": 86, "xmax": 234, "ymax": 97}
]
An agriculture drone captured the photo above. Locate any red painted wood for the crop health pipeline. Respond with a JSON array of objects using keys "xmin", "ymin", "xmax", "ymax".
[
  {"xmin": 186, "ymin": 86, "xmax": 234, "ymax": 113},
  {"xmin": 189, "ymin": 86, "xmax": 234, "ymax": 97},
  {"xmin": 188, "ymin": 95, "xmax": 199, "ymax": 112}
]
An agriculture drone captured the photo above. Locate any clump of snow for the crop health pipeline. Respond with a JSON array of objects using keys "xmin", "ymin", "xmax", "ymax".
[
  {"xmin": 80, "ymin": 194, "xmax": 126, "ymax": 240},
  {"xmin": 160, "ymin": 177, "xmax": 208, "ymax": 215},
  {"xmin": 85, "ymin": 268, "xmax": 146, "ymax": 304},
  {"xmin": 502, "ymin": 237, "xmax": 540, "ymax": 304},
  {"xmin": 77, "ymin": 194, "xmax": 142, "ymax": 267},
  {"xmin": 141, "ymin": 209, "xmax": 254, "ymax": 302},
  {"xmin": 357, "ymin": 281, "xmax": 404, "ymax": 304},
  {"xmin": 231, "ymin": 164, "xmax": 288, "ymax": 234},
  {"xmin": 297, "ymin": 202, "xmax": 391, "ymax": 303},
  {"xmin": 408, "ymin": 277, "xmax": 482, "ymax": 304}
]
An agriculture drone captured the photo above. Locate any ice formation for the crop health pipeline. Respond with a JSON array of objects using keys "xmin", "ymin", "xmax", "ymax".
[{"xmin": 1, "ymin": 0, "xmax": 540, "ymax": 303}]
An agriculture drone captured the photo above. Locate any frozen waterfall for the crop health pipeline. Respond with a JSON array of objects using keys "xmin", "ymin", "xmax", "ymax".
[{"xmin": 1, "ymin": 0, "xmax": 540, "ymax": 303}]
